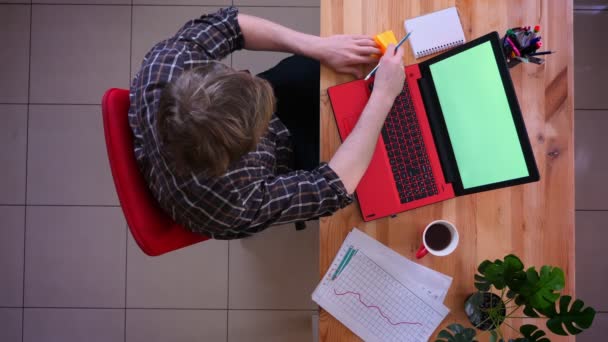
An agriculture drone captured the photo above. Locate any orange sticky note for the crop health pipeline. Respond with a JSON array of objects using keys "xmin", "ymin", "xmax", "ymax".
[{"xmin": 373, "ymin": 30, "xmax": 398, "ymax": 56}]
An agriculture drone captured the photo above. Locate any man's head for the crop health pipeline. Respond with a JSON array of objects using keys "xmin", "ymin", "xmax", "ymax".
[{"xmin": 157, "ymin": 62, "xmax": 275, "ymax": 177}]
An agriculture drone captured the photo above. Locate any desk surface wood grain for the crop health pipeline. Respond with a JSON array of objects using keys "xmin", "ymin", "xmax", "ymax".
[{"xmin": 319, "ymin": 1, "xmax": 574, "ymax": 341}]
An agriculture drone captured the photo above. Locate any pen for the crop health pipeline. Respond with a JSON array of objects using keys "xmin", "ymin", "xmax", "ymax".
[
  {"xmin": 505, "ymin": 36, "xmax": 521, "ymax": 57},
  {"xmin": 528, "ymin": 50, "xmax": 554, "ymax": 56},
  {"xmin": 331, "ymin": 247, "xmax": 355, "ymax": 280},
  {"xmin": 528, "ymin": 36, "xmax": 541, "ymax": 47},
  {"xmin": 334, "ymin": 249, "xmax": 357, "ymax": 279},
  {"xmin": 516, "ymin": 56, "xmax": 545, "ymax": 65},
  {"xmin": 364, "ymin": 31, "xmax": 412, "ymax": 81}
]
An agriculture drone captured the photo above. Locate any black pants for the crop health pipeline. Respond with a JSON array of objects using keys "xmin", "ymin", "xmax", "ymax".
[{"xmin": 257, "ymin": 55, "xmax": 321, "ymax": 171}]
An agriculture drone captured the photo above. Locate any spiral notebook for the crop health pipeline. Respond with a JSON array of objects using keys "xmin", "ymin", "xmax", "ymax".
[{"xmin": 405, "ymin": 7, "xmax": 465, "ymax": 58}]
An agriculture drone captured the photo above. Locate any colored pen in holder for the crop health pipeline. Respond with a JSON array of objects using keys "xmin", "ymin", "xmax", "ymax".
[{"xmin": 501, "ymin": 25, "xmax": 553, "ymax": 68}]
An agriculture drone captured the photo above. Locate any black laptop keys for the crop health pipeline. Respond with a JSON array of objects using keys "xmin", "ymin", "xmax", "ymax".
[{"xmin": 380, "ymin": 81, "xmax": 438, "ymax": 203}]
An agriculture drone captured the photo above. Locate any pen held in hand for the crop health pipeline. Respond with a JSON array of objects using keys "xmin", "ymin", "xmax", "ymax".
[{"xmin": 364, "ymin": 31, "xmax": 412, "ymax": 81}]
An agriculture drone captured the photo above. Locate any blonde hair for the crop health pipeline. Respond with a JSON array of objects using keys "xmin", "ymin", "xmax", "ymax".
[{"xmin": 157, "ymin": 62, "xmax": 275, "ymax": 177}]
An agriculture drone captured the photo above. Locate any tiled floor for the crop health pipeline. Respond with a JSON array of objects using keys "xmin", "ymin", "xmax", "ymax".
[
  {"xmin": 1, "ymin": 0, "xmax": 607, "ymax": 341},
  {"xmin": 574, "ymin": 2, "xmax": 608, "ymax": 341},
  {"xmin": 0, "ymin": 1, "xmax": 319, "ymax": 341}
]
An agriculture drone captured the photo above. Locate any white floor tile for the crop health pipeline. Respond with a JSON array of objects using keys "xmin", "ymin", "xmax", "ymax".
[
  {"xmin": 24, "ymin": 308, "xmax": 124, "ymax": 342},
  {"xmin": 27, "ymin": 105, "xmax": 118, "ymax": 205},
  {"xmin": 126, "ymin": 309, "xmax": 227, "ymax": 342},
  {"xmin": 576, "ymin": 211, "xmax": 608, "ymax": 311},
  {"xmin": 228, "ymin": 310, "xmax": 316, "ymax": 342},
  {"xmin": 235, "ymin": 0, "xmax": 319, "ymax": 6},
  {"xmin": 229, "ymin": 222, "xmax": 319, "ymax": 310},
  {"xmin": 577, "ymin": 312, "xmax": 608, "ymax": 342},
  {"xmin": 0, "ymin": 105, "xmax": 27, "ymax": 204},
  {"xmin": 30, "ymin": 5, "xmax": 130, "ymax": 104},
  {"xmin": 25, "ymin": 206, "xmax": 126, "ymax": 307},
  {"xmin": 0, "ymin": 5, "xmax": 30, "ymax": 103},
  {"xmin": 133, "ymin": 0, "xmax": 230, "ymax": 6},
  {"xmin": 574, "ymin": 10, "xmax": 608, "ymax": 109},
  {"xmin": 36, "ymin": 0, "xmax": 128, "ymax": 4},
  {"xmin": 127, "ymin": 234, "xmax": 228, "ymax": 309},
  {"xmin": 575, "ymin": 110, "xmax": 608, "ymax": 209},
  {"xmin": 0, "ymin": 206, "xmax": 25, "ymax": 307},
  {"xmin": 0, "ymin": 308, "xmax": 22, "ymax": 342}
]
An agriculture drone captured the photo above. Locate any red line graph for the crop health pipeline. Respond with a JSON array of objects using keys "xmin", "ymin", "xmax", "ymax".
[{"xmin": 333, "ymin": 289, "xmax": 422, "ymax": 326}]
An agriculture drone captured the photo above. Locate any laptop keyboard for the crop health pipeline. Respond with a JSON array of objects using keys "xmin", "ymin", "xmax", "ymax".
[{"xmin": 379, "ymin": 81, "xmax": 439, "ymax": 204}]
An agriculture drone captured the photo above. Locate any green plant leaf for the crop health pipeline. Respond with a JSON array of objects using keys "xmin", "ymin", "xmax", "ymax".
[
  {"xmin": 510, "ymin": 324, "xmax": 550, "ymax": 342},
  {"xmin": 475, "ymin": 255, "xmax": 526, "ymax": 291},
  {"xmin": 543, "ymin": 296, "xmax": 596, "ymax": 336},
  {"xmin": 516, "ymin": 266, "xmax": 564, "ymax": 309},
  {"xmin": 462, "ymin": 327, "xmax": 476, "ymax": 341},
  {"xmin": 489, "ymin": 330, "xmax": 498, "ymax": 342},
  {"xmin": 523, "ymin": 304, "xmax": 540, "ymax": 318},
  {"xmin": 448, "ymin": 323, "xmax": 464, "ymax": 334},
  {"xmin": 475, "ymin": 260, "xmax": 493, "ymax": 291},
  {"xmin": 435, "ymin": 323, "xmax": 477, "ymax": 342}
]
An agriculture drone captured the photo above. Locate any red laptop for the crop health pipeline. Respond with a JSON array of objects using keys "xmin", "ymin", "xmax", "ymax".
[{"xmin": 328, "ymin": 32, "xmax": 539, "ymax": 221}]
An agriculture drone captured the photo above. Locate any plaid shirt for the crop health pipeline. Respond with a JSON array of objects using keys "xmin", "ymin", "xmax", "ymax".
[{"xmin": 129, "ymin": 7, "xmax": 352, "ymax": 239}]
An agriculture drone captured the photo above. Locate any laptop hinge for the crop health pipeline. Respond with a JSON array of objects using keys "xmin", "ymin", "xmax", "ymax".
[{"xmin": 418, "ymin": 77, "xmax": 458, "ymax": 184}]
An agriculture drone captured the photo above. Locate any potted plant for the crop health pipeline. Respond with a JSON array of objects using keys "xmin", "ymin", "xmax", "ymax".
[{"xmin": 435, "ymin": 254, "xmax": 596, "ymax": 342}]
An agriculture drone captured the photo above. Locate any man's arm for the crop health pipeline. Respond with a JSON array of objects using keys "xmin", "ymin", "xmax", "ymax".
[
  {"xmin": 231, "ymin": 46, "xmax": 406, "ymax": 233},
  {"xmin": 238, "ymin": 14, "xmax": 380, "ymax": 78},
  {"xmin": 329, "ymin": 45, "xmax": 405, "ymax": 194},
  {"xmin": 328, "ymin": 92, "xmax": 395, "ymax": 194},
  {"xmin": 173, "ymin": 7, "xmax": 244, "ymax": 60}
]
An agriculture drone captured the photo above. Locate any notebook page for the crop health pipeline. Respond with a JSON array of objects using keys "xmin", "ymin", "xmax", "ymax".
[
  {"xmin": 346, "ymin": 228, "xmax": 452, "ymax": 302},
  {"xmin": 312, "ymin": 229, "xmax": 450, "ymax": 342},
  {"xmin": 405, "ymin": 7, "xmax": 466, "ymax": 58}
]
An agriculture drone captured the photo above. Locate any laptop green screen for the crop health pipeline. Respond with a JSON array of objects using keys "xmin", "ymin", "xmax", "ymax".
[{"xmin": 429, "ymin": 41, "xmax": 529, "ymax": 189}]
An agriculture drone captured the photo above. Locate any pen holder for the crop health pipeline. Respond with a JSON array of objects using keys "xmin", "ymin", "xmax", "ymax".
[
  {"xmin": 502, "ymin": 34, "xmax": 522, "ymax": 69},
  {"xmin": 502, "ymin": 26, "xmax": 545, "ymax": 69},
  {"xmin": 503, "ymin": 38, "xmax": 522, "ymax": 69}
]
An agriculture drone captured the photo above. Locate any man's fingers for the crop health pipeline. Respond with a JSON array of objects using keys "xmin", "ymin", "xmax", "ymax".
[
  {"xmin": 350, "ymin": 54, "xmax": 378, "ymax": 65},
  {"xmin": 384, "ymin": 44, "xmax": 398, "ymax": 58},
  {"xmin": 355, "ymin": 38, "xmax": 378, "ymax": 47},
  {"xmin": 350, "ymin": 34, "xmax": 374, "ymax": 40},
  {"xmin": 355, "ymin": 46, "xmax": 381, "ymax": 56},
  {"xmin": 383, "ymin": 44, "xmax": 405, "ymax": 62},
  {"xmin": 395, "ymin": 46, "xmax": 405, "ymax": 60}
]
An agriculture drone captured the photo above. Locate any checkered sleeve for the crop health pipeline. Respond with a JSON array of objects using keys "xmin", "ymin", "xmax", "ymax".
[
  {"xmin": 174, "ymin": 6, "xmax": 244, "ymax": 60},
  {"xmin": 236, "ymin": 163, "xmax": 354, "ymax": 232}
]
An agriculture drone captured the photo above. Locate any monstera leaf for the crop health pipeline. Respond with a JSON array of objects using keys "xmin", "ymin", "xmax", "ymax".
[
  {"xmin": 475, "ymin": 255, "xmax": 527, "ymax": 291},
  {"xmin": 475, "ymin": 260, "xmax": 493, "ymax": 291},
  {"xmin": 508, "ymin": 324, "xmax": 551, "ymax": 342},
  {"xmin": 435, "ymin": 324, "xmax": 477, "ymax": 342},
  {"xmin": 541, "ymin": 296, "xmax": 596, "ymax": 336},
  {"xmin": 515, "ymin": 266, "xmax": 564, "ymax": 310}
]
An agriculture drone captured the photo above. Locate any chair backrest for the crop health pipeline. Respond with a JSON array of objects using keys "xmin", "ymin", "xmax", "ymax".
[{"xmin": 101, "ymin": 88, "xmax": 209, "ymax": 256}]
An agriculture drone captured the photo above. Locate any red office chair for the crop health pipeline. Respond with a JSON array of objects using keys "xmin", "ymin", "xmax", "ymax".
[{"xmin": 101, "ymin": 88, "xmax": 209, "ymax": 256}]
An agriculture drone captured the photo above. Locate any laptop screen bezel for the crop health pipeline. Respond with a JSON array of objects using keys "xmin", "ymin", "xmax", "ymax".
[{"xmin": 418, "ymin": 31, "xmax": 540, "ymax": 196}]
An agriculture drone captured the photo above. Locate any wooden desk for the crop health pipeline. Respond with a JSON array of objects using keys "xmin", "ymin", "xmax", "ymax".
[{"xmin": 319, "ymin": 1, "xmax": 574, "ymax": 341}]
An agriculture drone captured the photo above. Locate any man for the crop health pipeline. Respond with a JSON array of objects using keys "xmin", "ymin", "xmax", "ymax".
[{"xmin": 130, "ymin": 7, "xmax": 405, "ymax": 239}]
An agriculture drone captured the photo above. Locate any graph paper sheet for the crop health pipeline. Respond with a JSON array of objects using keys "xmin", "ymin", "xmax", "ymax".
[{"xmin": 312, "ymin": 228, "xmax": 450, "ymax": 342}]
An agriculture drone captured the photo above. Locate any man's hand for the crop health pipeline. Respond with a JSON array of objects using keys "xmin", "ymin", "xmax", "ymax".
[
  {"xmin": 316, "ymin": 35, "xmax": 381, "ymax": 79},
  {"xmin": 372, "ymin": 44, "xmax": 405, "ymax": 101},
  {"xmin": 238, "ymin": 15, "xmax": 380, "ymax": 78}
]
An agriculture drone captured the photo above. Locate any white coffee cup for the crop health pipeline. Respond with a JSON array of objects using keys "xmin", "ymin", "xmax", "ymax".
[{"xmin": 415, "ymin": 220, "xmax": 459, "ymax": 259}]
